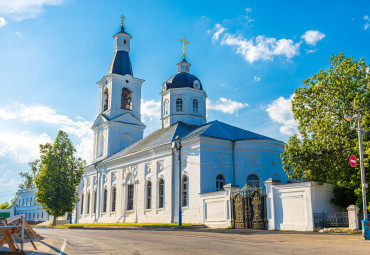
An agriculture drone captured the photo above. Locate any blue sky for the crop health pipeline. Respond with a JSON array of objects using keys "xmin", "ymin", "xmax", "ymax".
[{"xmin": 0, "ymin": 0, "xmax": 369, "ymax": 202}]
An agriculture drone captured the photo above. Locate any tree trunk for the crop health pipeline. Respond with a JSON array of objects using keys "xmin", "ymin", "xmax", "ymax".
[{"xmin": 53, "ymin": 216, "xmax": 57, "ymax": 226}]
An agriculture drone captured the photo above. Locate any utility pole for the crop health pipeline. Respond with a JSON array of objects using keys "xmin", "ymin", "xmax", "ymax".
[
  {"xmin": 357, "ymin": 115, "xmax": 367, "ymax": 220},
  {"xmin": 172, "ymin": 136, "xmax": 182, "ymax": 226}
]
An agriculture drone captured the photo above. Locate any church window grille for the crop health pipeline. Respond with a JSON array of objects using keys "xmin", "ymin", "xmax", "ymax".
[
  {"xmin": 80, "ymin": 193, "xmax": 84, "ymax": 214},
  {"xmin": 103, "ymin": 88, "xmax": 109, "ymax": 111},
  {"xmin": 182, "ymin": 175, "xmax": 189, "ymax": 207},
  {"xmin": 111, "ymin": 187, "xmax": 116, "ymax": 212},
  {"xmin": 193, "ymin": 99, "xmax": 198, "ymax": 113},
  {"xmin": 216, "ymin": 174, "xmax": 225, "ymax": 191},
  {"xmin": 93, "ymin": 191, "xmax": 97, "ymax": 214},
  {"xmin": 127, "ymin": 185, "xmax": 134, "ymax": 211},
  {"xmin": 247, "ymin": 174, "xmax": 260, "ymax": 188},
  {"xmin": 102, "ymin": 189, "xmax": 107, "ymax": 213},
  {"xmin": 121, "ymin": 87, "xmax": 132, "ymax": 110},
  {"xmin": 176, "ymin": 98, "xmax": 183, "ymax": 112},
  {"xmin": 146, "ymin": 181, "xmax": 152, "ymax": 209},
  {"xmin": 163, "ymin": 100, "xmax": 169, "ymax": 115},
  {"xmin": 86, "ymin": 193, "xmax": 90, "ymax": 214},
  {"xmin": 158, "ymin": 178, "xmax": 164, "ymax": 208}
]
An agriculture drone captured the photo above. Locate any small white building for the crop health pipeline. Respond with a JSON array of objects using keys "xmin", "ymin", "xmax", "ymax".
[
  {"xmin": 15, "ymin": 188, "xmax": 49, "ymax": 223},
  {"xmin": 76, "ymin": 21, "xmax": 289, "ymax": 226}
]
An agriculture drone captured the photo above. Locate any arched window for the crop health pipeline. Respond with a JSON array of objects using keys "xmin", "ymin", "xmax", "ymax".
[
  {"xmin": 176, "ymin": 98, "xmax": 183, "ymax": 112},
  {"xmin": 111, "ymin": 187, "xmax": 116, "ymax": 212},
  {"xmin": 127, "ymin": 184, "xmax": 134, "ymax": 211},
  {"xmin": 182, "ymin": 175, "xmax": 189, "ymax": 207},
  {"xmin": 86, "ymin": 192, "xmax": 90, "ymax": 214},
  {"xmin": 247, "ymin": 174, "xmax": 260, "ymax": 188},
  {"xmin": 102, "ymin": 189, "xmax": 107, "ymax": 213},
  {"xmin": 103, "ymin": 88, "xmax": 109, "ymax": 111},
  {"xmin": 80, "ymin": 193, "xmax": 84, "ymax": 214},
  {"xmin": 41, "ymin": 212, "xmax": 43, "ymax": 218},
  {"xmin": 121, "ymin": 87, "xmax": 132, "ymax": 110},
  {"xmin": 30, "ymin": 198, "xmax": 32, "ymax": 205},
  {"xmin": 146, "ymin": 181, "xmax": 152, "ymax": 209},
  {"xmin": 93, "ymin": 191, "xmax": 97, "ymax": 214},
  {"xmin": 97, "ymin": 134, "xmax": 104, "ymax": 158},
  {"xmin": 158, "ymin": 178, "xmax": 164, "ymax": 208},
  {"xmin": 216, "ymin": 174, "xmax": 225, "ymax": 191},
  {"xmin": 163, "ymin": 100, "xmax": 169, "ymax": 115},
  {"xmin": 193, "ymin": 99, "xmax": 198, "ymax": 113}
]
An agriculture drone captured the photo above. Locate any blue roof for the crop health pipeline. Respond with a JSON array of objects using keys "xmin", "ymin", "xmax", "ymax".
[
  {"xmin": 100, "ymin": 121, "xmax": 276, "ymax": 163},
  {"xmin": 108, "ymin": 50, "xmax": 133, "ymax": 76}
]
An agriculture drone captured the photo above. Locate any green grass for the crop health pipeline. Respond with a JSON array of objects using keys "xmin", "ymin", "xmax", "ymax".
[{"xmin": 33, "ymin": 222, "xmax": 198, "ymax": 228}]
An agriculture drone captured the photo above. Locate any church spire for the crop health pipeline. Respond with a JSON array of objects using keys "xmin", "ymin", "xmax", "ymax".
[
  {"xmin": 108, "ymin": 15, "xmax": 133, "ymax": 76},
  {"xmin": 177, "ymin": 37, "xmax": 191, "ymax": 73}
]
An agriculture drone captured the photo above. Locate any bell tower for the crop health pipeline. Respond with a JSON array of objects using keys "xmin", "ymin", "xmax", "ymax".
[{"xmin": 92, "ymin": 16, "xmax": 146, "ymax": 162}]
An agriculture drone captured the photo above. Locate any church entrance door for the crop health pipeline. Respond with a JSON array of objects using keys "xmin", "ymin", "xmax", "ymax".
[{"xmin": 230, "ymin": 186, "xmax": 267, "ymax": 229}]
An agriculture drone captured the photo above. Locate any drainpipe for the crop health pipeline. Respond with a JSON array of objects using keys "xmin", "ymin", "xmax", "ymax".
[
  {"xmin": 232, "ymin": 141, "xmax": 235, "ymax": 185},
  {"xmin": 171, "ymin": 149, "xmax": 175, "ymax": 223}
]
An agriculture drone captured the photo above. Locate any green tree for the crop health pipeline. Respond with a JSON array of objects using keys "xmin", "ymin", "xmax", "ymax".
[
  {"xmin": 18, "ymin": 159, "xmax": 42, "ymax": 189},
  {"xmin": 0, "ymin": 202, "xmax": 11, "ymax": 209},
  {"xmin": 281, "ymin": 53, "xmax": 370, "ymax": 210},
  {"xmin": 35, "ymin": 130, "xmax": 85, "ymax": 225}
]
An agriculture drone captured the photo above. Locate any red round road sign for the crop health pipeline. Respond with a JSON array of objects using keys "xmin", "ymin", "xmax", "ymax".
[{"xmin": 349, "ymin": 155, "xmax": 357, "ymax": 167}]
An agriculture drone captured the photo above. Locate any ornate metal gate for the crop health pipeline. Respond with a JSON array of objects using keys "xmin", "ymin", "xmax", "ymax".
[{"xmin": 230, "ymin": 186, "xmax": 267, "ymax": 229}]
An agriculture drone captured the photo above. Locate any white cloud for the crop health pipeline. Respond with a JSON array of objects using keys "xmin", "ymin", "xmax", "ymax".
[
  {"xmin": 364, "ymin": 15, "xmax": 370, "ymax": 30},
  {"xmin": 141, "ymin": 99, "xmax": 161, "ymax": 119},
  {"xmin": 254, "ymin": 76, "xmax": 261, "ymax": 82},
  {"xmin": 212, "ymin": 24, "xmax": 225, "ymax": 42},
  {"xmin": 265, "ymin": 95, "xmax": 298, "ymax": 135},
  {"xmin": 244, "ymin": 8, "xmax": 254, "ymax": 24},
  {"xmin": 16, "ymin": 31, "xmax": 22, "ymax": 37},
  {"xmin": 220, "ymin": 33, "xmax": 301, "ymax": 63},
  {"xmin": 0, "ymin": 0, "xmax": 63, "ymax": 21},
  {"xmin": 207, "ymin": 98, "xmax": 249, "ymax": 114},
  {"xmin": 305, "ymin": 49, "xmax": 318, "ymax": 54},
  {"xmin": 0, "ymin": 17, "xmax": 7, "ymax": 27},
  {"xmin": 301, "ymin": 30, "xmax": 326, "ymax": 45},
  {"xmin": 0, "ymin": 103, "xmax": 93, "ymax": 163}
]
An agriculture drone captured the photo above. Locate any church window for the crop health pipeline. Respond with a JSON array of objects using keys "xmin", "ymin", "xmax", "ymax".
[
  {"xmin": 41, "ymin": 212, "xmax": 43, "ymax": 218},
  {"xmin": 33, "ymin": 212, "xmax": 35, "ymax": 219},
  {"xmin": 30, "ymin": 198, "xmax": 32, "ymax": 205},
  {"xmin": 102, "ymin": 189, "xmax": 107, "ymax": 213},
  {"xmin": 182, "ymin": 175, "xmax": 188, "ymax": 207},
  {"xmin": 158, "ymin": 178, "xmax": 164, "ymax": 208},
  {"xmin": 86, "ymin": 192, "xmax": 90, "ymax": 214},
  {"xmin": 121, "ymin": 87, "xmax": 132, "ymax": 110},
  {"xmin": 216, "ymin": 174, "xmax": 225, "ymax": 191},
  {"xmin": 19, "ymin": 200, "xmax": 21, "ymax": 206},
  {"xmin": 127, "ymin": 184, "xmax": 134, "ymax": 211},
  {"xmin": 193, "ymin": 99, "xmax": 198, "ymax": 113},
  {"xmin": 93, "ymin": 191, "xmax": 97, "ymax": 214},
  {"xmin": 146, "ymin": 181, "xmax": 152, "ymax": 209},
  {"xmin": 247, "ymin": 174, "xmax": 260, "ymax": 188},
  {"xmin": 22, "ymin": 199, "xmax": 24, "ymax": 206},
  {"xmin": 103, "ymin": 88, "xmax": 109, "ymax": 111},
  {"xmin": 176, "ymin": 98, "xmax": 183, "ymax": 112},
  {"xmin": 97, "ymin": 134, "xmax": 104, "ymax": 158},
  {"xmin": 80, "ymin": 193, "xmax": 84, "ymax": 214},
  {"xmin": 26, "ymin": 198, "xmax": 28, "ymax": 206},
  {"xmin": 111, "ymin": 187, "xmax": 116, "ymax": 212},
  {"xmin": 37, "ymin": 212, "xmax": 39, "ymax": 219},
  {"xmin": 163, "ymin": 100, "xmax": 169, "ymax": 115}
]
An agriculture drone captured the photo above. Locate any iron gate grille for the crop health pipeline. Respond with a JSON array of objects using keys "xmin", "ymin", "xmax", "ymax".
[{"xmin": 230, "ymin": 186, "xmax": 267, "ymax": 229}]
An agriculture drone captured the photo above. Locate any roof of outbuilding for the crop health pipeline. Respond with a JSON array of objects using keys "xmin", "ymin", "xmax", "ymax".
[{"xmin": 99, "ymin": 121, "xmax": 276, "ymax": 164}]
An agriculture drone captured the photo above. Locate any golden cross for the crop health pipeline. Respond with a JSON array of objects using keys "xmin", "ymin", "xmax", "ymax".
[
  {"xmin": 121, "ymin": 15, "xmax": 125, "ymax": 27},
  {"xmin": 179, "ymin": 37, "xmax": 189, "ymax": 58}
]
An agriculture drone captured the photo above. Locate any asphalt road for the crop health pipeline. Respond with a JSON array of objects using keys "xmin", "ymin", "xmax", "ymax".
[{"xmin": 29, "ymin": 228, "xmax": 370, "ymax": 255}]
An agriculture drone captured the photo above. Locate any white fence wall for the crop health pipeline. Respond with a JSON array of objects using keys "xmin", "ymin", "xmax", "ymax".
[{"xmin": 265, "ymin": 180, "xmax": 341, "ymax": 231}]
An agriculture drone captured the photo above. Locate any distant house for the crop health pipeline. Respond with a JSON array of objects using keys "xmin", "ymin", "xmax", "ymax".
[{"xmin": 15, "ymin": 188, "xmax": 49, "ymax": 224}]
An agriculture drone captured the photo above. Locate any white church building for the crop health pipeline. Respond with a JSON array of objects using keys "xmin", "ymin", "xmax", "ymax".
[{"xmin": 76, "ymin": 20, "xmax": 288, "ymax": 225}]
